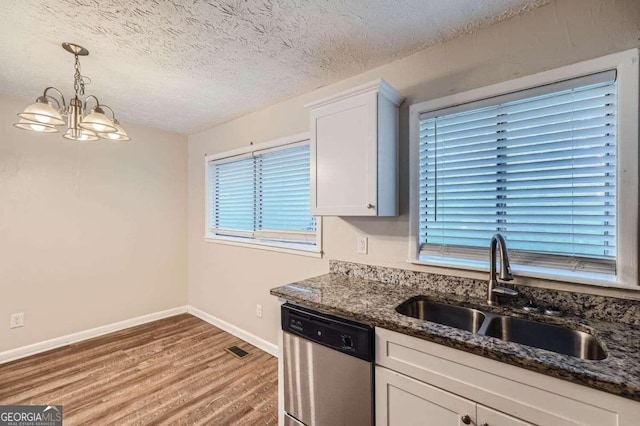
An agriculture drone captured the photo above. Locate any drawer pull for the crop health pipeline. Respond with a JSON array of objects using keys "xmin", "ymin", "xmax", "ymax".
[{"xmin": 461, "ymin": 415, "xmax": 472, "ymax": 424}]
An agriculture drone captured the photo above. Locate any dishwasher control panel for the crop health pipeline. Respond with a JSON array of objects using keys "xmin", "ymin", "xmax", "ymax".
[{"xmin": 282, "ymin": 303, "xmax": 374, "ymax": 361}]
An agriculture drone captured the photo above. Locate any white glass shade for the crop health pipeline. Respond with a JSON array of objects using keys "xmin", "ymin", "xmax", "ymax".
[
  {"xmin": 79, "ymin": 109, "xmax": 117, "ymax": 133},
  {"xmin": 18, "ymin": 101, "xmax": 65, "ymax": 126},
  {"xmin": 13, "ymin": 118, "xmax": 59, "ymax": 133},
  {"xmin": 63, "ymin": 128, "xmax": 99, "ymax": 141},
  {"xmin": 97, "ymin": 122, "xmax": 131, "ymax": 141}
]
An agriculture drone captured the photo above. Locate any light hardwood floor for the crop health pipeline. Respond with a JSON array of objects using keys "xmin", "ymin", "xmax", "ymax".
[{"xmin": 0, "ymin": 314, "xmax": 278, "ymax": 425}]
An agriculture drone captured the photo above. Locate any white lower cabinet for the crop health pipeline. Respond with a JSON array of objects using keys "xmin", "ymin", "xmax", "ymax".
[
  {"xmin": 377, "ymin": 366, "xmax": 476, "ymax": 426},
  {"xmin": 375, "ymin": 327, "xmax": 640, "ymax": 426},
  {"xmin": 376, "ymin": 366, "xmax": 533, "ymax": 426}
]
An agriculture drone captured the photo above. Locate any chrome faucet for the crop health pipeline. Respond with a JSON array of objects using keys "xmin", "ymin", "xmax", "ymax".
[{"xmin": 488, "ymin": 233, "xmax": 517, "ymax": 305}]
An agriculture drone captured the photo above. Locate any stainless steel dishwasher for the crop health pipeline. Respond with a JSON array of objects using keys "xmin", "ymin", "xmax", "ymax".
[{"xmin": 282, "ymin": 303, "xmax": 374, "ymax": 426}]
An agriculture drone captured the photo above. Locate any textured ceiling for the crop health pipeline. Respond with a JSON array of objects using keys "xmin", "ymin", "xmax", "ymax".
[{"xmin": 0, "ymin": 0, "xmax": 548, "ymax": 134}]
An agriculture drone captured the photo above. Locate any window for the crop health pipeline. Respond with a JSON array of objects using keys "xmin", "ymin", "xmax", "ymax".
[
  {"xmin": 409, "ymin": 50, "xmax": 639, "ymax": 287},
  {"xmin": 205, "ymin": 134, "xmax": 320, "ymax": 256}
]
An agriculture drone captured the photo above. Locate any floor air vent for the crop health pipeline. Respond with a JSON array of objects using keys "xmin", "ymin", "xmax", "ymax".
[{"xmin": 226, "ymin": 345, "xmax": 249, "ymax": 358}]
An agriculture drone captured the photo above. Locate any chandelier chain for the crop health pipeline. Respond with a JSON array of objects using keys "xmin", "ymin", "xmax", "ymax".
[{"xmin": 73, "ymin": 54, "xmax": 85, "ymax": 97}]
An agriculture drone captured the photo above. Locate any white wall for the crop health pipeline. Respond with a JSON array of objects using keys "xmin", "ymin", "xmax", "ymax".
[
  {"xmin": 0, "ymin": 96, "xmax": 188, "ymax": 353},
  {"xmin": 188, "ymin": 0, "xmax": 640, "ymax": 346}
]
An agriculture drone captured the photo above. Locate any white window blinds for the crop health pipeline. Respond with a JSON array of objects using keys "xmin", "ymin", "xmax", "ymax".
[
  {"xmin": 418, "ymin": 71, "xmax": 617, "ymax": 273},
  {"xmin": 208, "ymin": 142, "xmax": 317, "ymax": 246},
  {"xmin": 211, "ymin": 155, "xmax": 255, "ymax": 236}
]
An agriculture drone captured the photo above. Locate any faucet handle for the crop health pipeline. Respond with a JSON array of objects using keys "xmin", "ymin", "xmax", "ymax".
[
  {"xmin": 499, "ymin": 265, "xmax": 514, "ymax": 281},
  {"xmin": 492, "ymin": 286, "xmax": 518, "ymax": 297}
]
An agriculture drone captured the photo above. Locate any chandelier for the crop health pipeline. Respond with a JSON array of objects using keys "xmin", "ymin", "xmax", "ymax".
[{"xmin": 14, "ymin": 42, "xmax": 130, "ymax": 142}]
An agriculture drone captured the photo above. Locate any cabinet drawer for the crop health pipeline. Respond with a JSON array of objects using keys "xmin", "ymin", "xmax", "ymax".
[
  {"xmin": 376, "ymin": 327, "xmax": 623, "ymax": 426},
  {"xmin": 478, "ymin": 405, "xmax": 534, "ymax": 426}
]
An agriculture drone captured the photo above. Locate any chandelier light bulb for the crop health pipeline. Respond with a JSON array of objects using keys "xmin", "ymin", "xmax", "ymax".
[
  {"xmin": 97, "ymin": 119, "xmax": 131, "ymax": 142},
  {"xmin": 79, "ymin": 107, "xmax": 117, "ymax": 133},
  {"xmin": 33, "ymin": 114, "xmax": 51, "ymax": 124},
  {"xmin": 13, "ymin": 118, "xmax": 58, "ymax": 133},
  {"xmin": 30, "ymin": 123, "xmax": 47, "ymax": 132},
  {"xmin": 63, "ymin": 127, "xmax": 99, "ymax": 142},
  {"xmin": 18, "ymin": 97, "xmax": 65, "ymax": 126}
]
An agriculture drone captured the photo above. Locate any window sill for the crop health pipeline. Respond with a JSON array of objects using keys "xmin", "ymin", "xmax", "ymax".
[
  {"xmin": 409, "ymin": 255, "xmax": 639, "ymax": 291},
  {"xmin": 204, "ymin": 235, "xmax": 322, "ymax": 258}
]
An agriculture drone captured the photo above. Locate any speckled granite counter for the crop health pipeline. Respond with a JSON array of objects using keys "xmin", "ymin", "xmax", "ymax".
[{"xmin": 270, "ymin": 266, "xmax": 640, "ymax": 402}]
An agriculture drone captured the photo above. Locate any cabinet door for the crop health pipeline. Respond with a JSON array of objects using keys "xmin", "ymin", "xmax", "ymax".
[
  {"xmin": 477, "ymin": 405, "xmax": 534, "ymax": 426},
  {"xmin": 376, "ymin": 366, "xmax": 476, "ymax": 426},
  {"xmin": 310, "ymin": 90, "xmax": 378, "ymax": 216}
]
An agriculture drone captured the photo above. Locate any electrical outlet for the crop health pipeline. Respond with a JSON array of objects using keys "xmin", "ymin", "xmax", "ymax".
[
  {"xmin": 256, "ymin": 304, "xmax": 263, "ymax": 318},
  {"xmin": 357, "ymin": 236, "xmax": 368, "ymax": 254},
  {"xmin": 10, "ymin": 313, "xmax": 24, "ymax": 329}
]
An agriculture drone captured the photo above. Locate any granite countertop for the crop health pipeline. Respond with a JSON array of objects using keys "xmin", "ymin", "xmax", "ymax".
[{"xmin": 270, "ymin": 272, "xmax": 640, "ymax": 401}]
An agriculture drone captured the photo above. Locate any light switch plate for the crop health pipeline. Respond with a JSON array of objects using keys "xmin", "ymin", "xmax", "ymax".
[{"xmin": 357, "ymin": 236, "xmax": 368, "ymax": 254}]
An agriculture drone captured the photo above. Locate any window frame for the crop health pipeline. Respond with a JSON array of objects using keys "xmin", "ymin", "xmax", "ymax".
[
  {"xmin": 409, "ymin": 49, "xmax": 639, "ymax": 288},
  {"xmin": 204, "ymin": 132, "xmax": 322, "ymax": 258}
]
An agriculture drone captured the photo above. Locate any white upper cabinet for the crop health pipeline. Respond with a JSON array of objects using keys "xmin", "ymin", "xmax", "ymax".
[{"xmin": 306, "ymin": 80, "xmax": 403, "ymax": 216}]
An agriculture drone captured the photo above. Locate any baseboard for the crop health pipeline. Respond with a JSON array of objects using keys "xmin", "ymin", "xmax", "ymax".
[
  {"xmin": 0, "ymin": 306, "xmax": 188, "ymax": 365},
  {"xmin": 0, "ymin": 305, "xmax": 278, "ymax": 364},
  {"xmin": 187, "ymin": 305, "xmax": 278, "ymax": 357}
]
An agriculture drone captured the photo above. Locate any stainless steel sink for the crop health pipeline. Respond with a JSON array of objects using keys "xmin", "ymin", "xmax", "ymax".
[
  {"xmin": 395, "ymin": 297, "xmax": 607, "ymax": 360},
  {"xmin": 395, "ymin": 297, "xmax": 486, "ymax": 333},
  {"xmin": 484, "ymin": 316, "xmax": 606, "ymax": 360}
]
